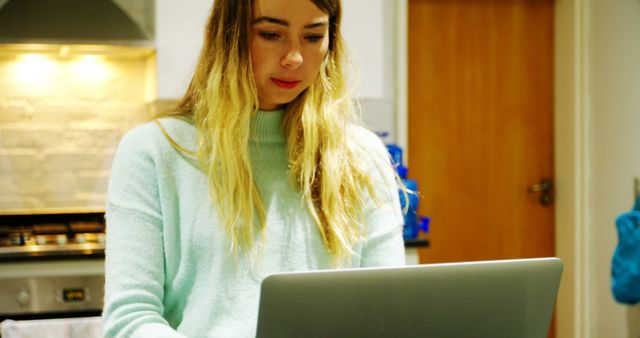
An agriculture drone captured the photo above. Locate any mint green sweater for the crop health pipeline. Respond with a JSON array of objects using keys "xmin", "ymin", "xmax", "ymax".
[{"xmin": 103, "ymin": 110, "xmax": 405, "ymax": 338}]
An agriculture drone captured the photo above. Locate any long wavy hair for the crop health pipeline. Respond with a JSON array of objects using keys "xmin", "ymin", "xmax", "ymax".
[{"xmin": 161, "ymin": 0, "xmax": 379, "ymax": 263}]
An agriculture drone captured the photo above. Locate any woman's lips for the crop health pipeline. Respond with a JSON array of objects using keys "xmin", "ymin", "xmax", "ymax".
[{"xmin": 271, "ymin": 78, "xmax": 301, "ymax": 89}]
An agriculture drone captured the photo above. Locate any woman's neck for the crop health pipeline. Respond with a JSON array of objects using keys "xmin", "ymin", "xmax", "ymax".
[{"xmin": 250, "ymin": 109, "xmax": 286, "ymax": 144}]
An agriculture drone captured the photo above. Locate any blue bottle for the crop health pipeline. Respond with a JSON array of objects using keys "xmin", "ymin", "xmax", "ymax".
[{"xmin": 386, "ymin": 144, "xmax": 430, "ymax": 239}]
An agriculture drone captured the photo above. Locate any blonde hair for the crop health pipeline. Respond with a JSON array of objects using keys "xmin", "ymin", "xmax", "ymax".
[{"xmin": 160, "ymin": 0, "xmax": 382, "ymax": 263}]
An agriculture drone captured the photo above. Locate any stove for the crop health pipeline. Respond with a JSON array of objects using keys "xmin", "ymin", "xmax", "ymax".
[
  {"xmin": 0, "ymin": 212, "xmax": 105, "ymax": 262},
  {"xmin": 0, "ymin": 212, "xmax": 105, "ymax": 321}
]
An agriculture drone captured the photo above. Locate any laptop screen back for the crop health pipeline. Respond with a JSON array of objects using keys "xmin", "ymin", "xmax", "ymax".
[{"xmin": 256, "ymin": 257, "xmax": 563, "ymax": 338}]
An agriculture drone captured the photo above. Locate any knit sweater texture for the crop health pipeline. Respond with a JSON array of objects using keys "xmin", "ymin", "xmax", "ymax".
[{"xmin": 102, "ymin": 110, "xmax": 405, "ymax": 338}]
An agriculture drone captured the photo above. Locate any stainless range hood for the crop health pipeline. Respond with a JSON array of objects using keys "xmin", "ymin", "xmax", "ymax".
[{"xmin": 0, "ymin": 0, "xmax": 154, "ymax": 45}]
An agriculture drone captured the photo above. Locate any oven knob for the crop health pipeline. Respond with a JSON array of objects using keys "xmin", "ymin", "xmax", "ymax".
[
  {"xmin": 17, "ymin": 289, "xmax": 30, "ymax": 307},
  {"xmin": 75, "ymin": 234, "xmax": 87, "ymax": 244},
  {"xmin": 36, "ymin": 236, "xmax": 48, "ymax": 245},
  {"xmin": 56, "ymin": 235, "xmax": 68, "ymax": 245}
]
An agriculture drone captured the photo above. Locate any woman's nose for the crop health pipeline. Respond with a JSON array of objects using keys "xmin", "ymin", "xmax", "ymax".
[{"xmin": 282, "ymin": 46, "xmax": 303, "ymax": 69}]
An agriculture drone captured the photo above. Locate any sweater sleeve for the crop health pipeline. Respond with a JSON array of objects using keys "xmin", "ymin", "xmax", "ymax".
[
  {"xmin": 354, "ymin": 127, "xmax": 406, "ymax": 268},
  {"xmin": 102, "ymin": 124, "xmax": 186, "ymax": 338}
]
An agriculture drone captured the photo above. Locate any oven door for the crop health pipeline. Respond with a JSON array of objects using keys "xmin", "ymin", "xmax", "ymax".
[{"xmin": 0, "ymin": 260, "xmax": 104, "ymax": 321}]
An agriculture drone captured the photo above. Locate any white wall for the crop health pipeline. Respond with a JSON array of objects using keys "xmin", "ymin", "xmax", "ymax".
[
  {"xmin": 345, "ymin": 0, "xmax": 399, "ymax": 144},
  {"xmin": 155, "ymin": 0, "xmax": 212, "ymax": 100},
  {"xmin": 590, "ymin": 1, "xmax": 640, "ymax": 337}
]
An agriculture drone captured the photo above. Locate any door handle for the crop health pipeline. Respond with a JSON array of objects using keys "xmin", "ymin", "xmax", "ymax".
[{"xmin": 528, "ymin": 179, "xmax": 553, "ymax": 207}]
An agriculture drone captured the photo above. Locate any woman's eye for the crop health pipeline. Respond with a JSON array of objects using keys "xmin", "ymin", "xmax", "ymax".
[
  {"xmin": 259, "ymin": 32, "xmax": 280, "ymax": 41},
  {"xmin": 305, "ymin": 35, "xmax": 325, "ymax": 43}
]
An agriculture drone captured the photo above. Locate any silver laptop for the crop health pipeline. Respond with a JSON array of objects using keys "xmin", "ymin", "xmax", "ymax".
[{"xmin": 256, "ymin": 257, "xmax": 563, "ymax": 338}]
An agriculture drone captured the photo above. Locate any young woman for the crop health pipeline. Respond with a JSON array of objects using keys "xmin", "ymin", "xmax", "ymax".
[{"xmin": 102, "ymin": 0, "xmax": 405, "ymax": 336}]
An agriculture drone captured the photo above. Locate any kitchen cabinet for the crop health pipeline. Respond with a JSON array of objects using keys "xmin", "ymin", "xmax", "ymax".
[{"xmin": 153, "ymin": 0, "xmax": 390, "ymax": 101}]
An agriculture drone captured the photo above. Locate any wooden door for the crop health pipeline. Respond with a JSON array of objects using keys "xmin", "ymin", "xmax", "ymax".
[{"xmin": 408, "ymin": 0, "xmax": 555, "ymax": 264}]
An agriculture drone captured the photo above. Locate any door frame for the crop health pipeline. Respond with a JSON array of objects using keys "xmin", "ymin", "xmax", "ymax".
[{"xmin": 395, "ymin": 1, "xmax": 592, "ymax": 337}]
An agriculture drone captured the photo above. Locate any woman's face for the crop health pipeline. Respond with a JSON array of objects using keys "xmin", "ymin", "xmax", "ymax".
[{"xmin": 250, "ymin": 0, "xmax": 330, "ymax": 111}]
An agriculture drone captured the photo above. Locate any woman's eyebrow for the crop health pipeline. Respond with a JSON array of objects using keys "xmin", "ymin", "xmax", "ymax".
[
  {"xmin": 252, "ymin": 16, "xmax": 329, "ymax": 29},
  {"xmin": 252, "ymin": 16, "xmax": 288, "ymax": 26},
  {"xmin": 304, "ymin": 21, "xmax": 328, "ymax": 29}
]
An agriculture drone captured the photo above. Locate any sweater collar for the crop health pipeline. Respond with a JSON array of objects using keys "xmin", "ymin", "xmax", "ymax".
[{"xmin": 251, "ymin": 109, "xmax": 286, "ymax": 144}]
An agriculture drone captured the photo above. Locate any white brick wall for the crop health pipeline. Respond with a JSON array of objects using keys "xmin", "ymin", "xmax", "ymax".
[{"xmin": 0, "ymin": 55, "xmax": 153, "ymax": 212}]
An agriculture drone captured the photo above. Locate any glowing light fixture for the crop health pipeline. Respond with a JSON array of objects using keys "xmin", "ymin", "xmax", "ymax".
[
  {"xmin": 71, "ymin": 55, "xmax": 110, "ymax": 82},
  {"xmin": 14, "ymin": 54, "xmax": 55, "ymax": 83}
]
